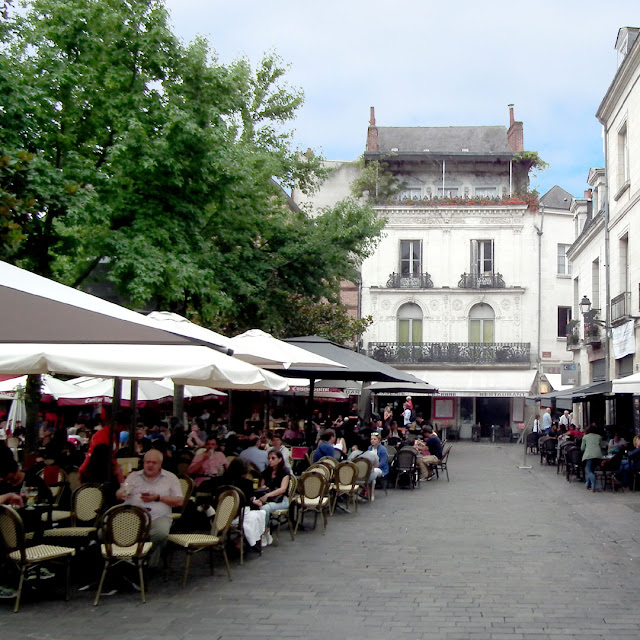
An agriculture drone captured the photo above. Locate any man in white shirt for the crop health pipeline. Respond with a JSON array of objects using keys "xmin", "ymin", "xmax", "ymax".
[
  {"xmin": 541, "ymin": 408, "xmax": 552, "ymax": 432},
  {"xmin": 116, "ymin": 449, "xmax": 183, "ymax": 568}
]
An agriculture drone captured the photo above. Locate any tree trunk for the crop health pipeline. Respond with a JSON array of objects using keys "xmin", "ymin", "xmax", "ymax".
[{"xmin": 24, "ymin": 374, "xmax": 42, "ymax": 453}]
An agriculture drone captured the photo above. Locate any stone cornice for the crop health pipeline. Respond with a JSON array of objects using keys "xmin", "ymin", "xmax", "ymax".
[
  {"xmin": 596, "ymin": 36, "xmax": 640, "ymax": 124},
  {"xmin": 374, "ymin": 205, "xmax": 527, "ymax": 228},
  {"xmin": 567, "ymin": 212, "xmax": 605, "ymax": 259}
]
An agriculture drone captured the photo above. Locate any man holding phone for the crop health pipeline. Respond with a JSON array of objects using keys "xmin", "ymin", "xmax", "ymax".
[{"xmin": 116, "ymin": 449, "xmax": 183, "ymax": 568}]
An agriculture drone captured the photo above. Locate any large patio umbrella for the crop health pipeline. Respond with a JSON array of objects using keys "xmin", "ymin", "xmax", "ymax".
[
  {"xmin": 282, "ymin": 336, "xmax": 433, "ymax": 437},
  {"xmin": 229, "ymin": 329, "xmax": 346, "ymax": 370},
  {"xmin": 0, "ymin": 261, "xmax": 230, "ymax": 351},
  {"xmin": 0, "ymin": 374, "xmax": 79, "ymax": 402}
]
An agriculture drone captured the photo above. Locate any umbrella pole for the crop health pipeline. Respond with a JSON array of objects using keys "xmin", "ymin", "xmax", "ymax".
[
  {"xmin": 306, "ymin": 378, "xmax": 316, "ymax": 446},
  {"xmin": 263, "ymin": 391, "xmax": 271, "ymax": 433},
  {"xmin": 109, "ymin": 378, "xmax": 122, "ymax": 481},
  {"xmin": 173, "ymin": 384, "xmax": 184, "ymax": 427},
  {"xmin": 129, "ymin": 380, "xmax": 138, "ymax": 453}
]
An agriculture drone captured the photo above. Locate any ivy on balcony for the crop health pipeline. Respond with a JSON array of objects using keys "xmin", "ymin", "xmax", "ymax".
[{"xmin": 374, "ymin": 191, "xmax": 539, "ymax": 212}]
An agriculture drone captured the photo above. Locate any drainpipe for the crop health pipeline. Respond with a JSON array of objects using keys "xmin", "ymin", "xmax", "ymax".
[
  {"xmin": 442, "ymin": 160, "xmax": 445, "ymax": 196},
  {"xmin": 509, "ymin": 160, "xmax": 513, "ymax": 196},
  {"xmin": 533, "ymin": 203, "xmax": 545, "ymax": 377},
  {"xmin": 603, "ymin": 124, "xmax": 612, "ymax": 424}
]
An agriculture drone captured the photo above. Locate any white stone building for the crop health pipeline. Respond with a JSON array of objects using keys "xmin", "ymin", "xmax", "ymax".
[{"xmin": 295, "ymin": 107, "xmax": 575, "ymax": 437}]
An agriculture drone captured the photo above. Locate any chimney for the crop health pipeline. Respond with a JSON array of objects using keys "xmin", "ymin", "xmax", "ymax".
[
  {"xmin": 366, "ymin": 106, "xmax": 378, "ymax": 152},
  {"xmin": 584, "ymin": 188, "xmax": 593, "ymax": 199},
  {"xmin": 507, "ymin": 104, "xmax": 523, "ymax": 152}
]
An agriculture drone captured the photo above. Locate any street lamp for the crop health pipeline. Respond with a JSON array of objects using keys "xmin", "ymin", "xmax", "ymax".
[{"xmin": 579, "ymin": 295, "xmax": 592, "ymax": 316}]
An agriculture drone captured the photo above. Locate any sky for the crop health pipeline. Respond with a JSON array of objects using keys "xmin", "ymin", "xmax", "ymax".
[{"xmin": 163, "ymin": 0, "xmax": 638, "ymax": 199}]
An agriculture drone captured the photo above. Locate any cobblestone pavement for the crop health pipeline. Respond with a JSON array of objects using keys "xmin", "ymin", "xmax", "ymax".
[{"xmin": 2, "ymin": 441, "xmax": 640, "ymax": 639}]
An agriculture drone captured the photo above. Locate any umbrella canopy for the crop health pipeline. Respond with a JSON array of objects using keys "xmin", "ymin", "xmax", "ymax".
[
  {"xmin": 146, "ymin": 311, "xmax": 234, "ymax": 351},
  {"xmin": 366, "ymin": 380, "xmax": 438, "ymax": 395},
  {"xmin": 7, "ymin": 395, "xmax": 26, "ymax": 431},
  {"xmin": 61, "ymin": 377, "xmax": 226, "ymax": 406},
  {"xmin": 282, "ymin": 336, "xmax": 429, "ymax": 383},
  {"xmin": 0, "ymin": 261, "xmax": 229, "ymax": 350},
  {"xmin": 0, "ymin": 343, "xmax": 289, "ymax": 391},
  {"xmin": 612, "ymin": 372, "xmax": 640, "ymax": 394},
  {"xmin": 0, "ymin": 374, "xmax": 79, "ymax": 402},
  {"xmin": 229, "ymin": 329, "xmax": 347, "ymax": 371}
]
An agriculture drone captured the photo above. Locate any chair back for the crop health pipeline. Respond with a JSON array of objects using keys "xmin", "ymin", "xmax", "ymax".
[
  {"xmin": 73, "ymin": 483, "xmax": 105, "ymax": 526},
  {"xmin": 352, "ymin": 456, "xmax": 373, "ymax": 482},
  {"xmin": 441, "ymin": 445, "xmax": 452, "ymax": 462},
  {"xmin": 211, "ymin": 489, "xmax": 240, "ymax": 537},
  {"xmin": 117, "ymin": 457, "xmax": 140, "ymax": 478},
  {"xmin": 287, "ymin": 475, "xmax": 298, "ymax": 498},
  {"xmin": 100, "ymin": 505, "xmax": 151, "ymax": 557},
  {"xmin": 177, "ymin": 474, "xmax": 195, "ymax": 505},
  {"xmin": 0, "ymin": 505, "xmax": 25, "ymax": 562},
  {"xmin": 39, "ymin": 466, "xmax": 68, "ymax": 506},
  {"xmin": 335, "ymin": 461, "xmax": 357, "ymax": 487},
  {"xmin": 384, "ymin": 445, "xmax": 397, "ymax": 462},
  {"xmin": 319, "ymin": 456, "xmax": 338, "ymax": 468},
  {"xmin": 297, "ymin": 471, "xmax": 328, "ymax": 502},
  {"xmin": 304, "ymin": 463, "xmax": 332, "ymax": 480},
  {"xmin": 395, "ymin": 448, "xmax": 418, "ymax": 471}
]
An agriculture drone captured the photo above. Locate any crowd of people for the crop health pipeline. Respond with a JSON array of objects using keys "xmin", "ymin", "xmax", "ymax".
[
  {"xmin": 532, "ymin": 407, "xmax": 639, "ymax": 492},
  {"xmin": 0, "ymin": 397, "xmax": 448, "ymax": 604}
]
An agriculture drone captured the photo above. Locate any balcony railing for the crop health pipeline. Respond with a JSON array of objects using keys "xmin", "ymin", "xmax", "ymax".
[
  {"xmin": 367, "ymin": 341, "xmax": 531, "ymax": 365},
  {"xmin": 611, "ymin": 291, "xmax": 631, "ymax": 324},
  {"xmin": 458, "ymin": 273, "xmax": 505, "ymax": 289},
  {"xmin": 386, "ymin": 272, "xmax": 434, "ymax": 289}
]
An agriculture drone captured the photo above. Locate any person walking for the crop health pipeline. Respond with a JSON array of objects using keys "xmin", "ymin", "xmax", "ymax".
[{"xmin": 581, "ymin": 425, "xmax": 604, "ymax": 492}]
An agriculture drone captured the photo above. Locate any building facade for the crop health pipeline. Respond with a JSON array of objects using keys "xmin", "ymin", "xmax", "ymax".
[{"xmin": 295, "ymin": 107, "xmax": 575, "ymax": 437}]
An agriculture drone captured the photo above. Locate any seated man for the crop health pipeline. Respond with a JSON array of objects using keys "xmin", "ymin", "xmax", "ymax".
[
  {"xmin": 415, "ymin": 426, "xmax": 443, "ymax": 480},
  {"xmin": 238, "ymin": 434, "xmax": 269, "ymax": 472},
  {"xmin": 116, "ymin": 449, "xmax": 183, "ymax": 569},
  {"xmin": 312, "ymin": 428, "xmax": 337, "ymax": 462},
  {"xmin": 188, "ymin": 436, "xmax": 228, "ymax": 487}
]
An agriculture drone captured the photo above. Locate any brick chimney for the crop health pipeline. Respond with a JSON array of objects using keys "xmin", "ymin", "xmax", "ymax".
[
  {"xmin": 366, "ymin": 106, "xmax": 378, "ymax": 152},
  {"xmin": 584, "ymin": 188, "xmax": 593, "ymax": 199},
  {"xmin": 507, "ymin": 104, "xmax": 523, "ymax": 152}
]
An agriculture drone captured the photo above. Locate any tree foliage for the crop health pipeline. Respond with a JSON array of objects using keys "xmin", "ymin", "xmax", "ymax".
[
  {"xmin": 350, "ymin": 157, "xmax": 403, "ymax": 202},
  {"xmin": 0, "ymin": 0, "xmax": 383, "ymax": 341}
]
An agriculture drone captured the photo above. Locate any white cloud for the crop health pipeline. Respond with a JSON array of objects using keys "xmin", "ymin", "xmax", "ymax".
[{"xmin": 164, "ymin": 0, "xmax": 638, "ymax": 196}]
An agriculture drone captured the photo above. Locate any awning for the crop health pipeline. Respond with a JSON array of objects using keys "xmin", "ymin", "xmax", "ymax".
[
  {"xmin": 612, "ymin": 372, "xmax": 640, "ymax": 394},
  {"xmin": 544, "ymin": 374, "xmax": 572, "ymax": 392},
  {"xmin": 405, "ymin": 369, "xmax": 538, "ymax": 397},
  {"xmin": 553, "ymin": 380, "xmax": 612, "ymax": 400}
]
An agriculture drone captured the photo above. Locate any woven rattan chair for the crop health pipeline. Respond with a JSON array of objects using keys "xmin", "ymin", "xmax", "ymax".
[
  {"xmin": 304, "ymin": 462, "xmax": 332, "ymax": 481},
  {"xmin": 270, "ymin": 475, "xmax": 297, "ymax": 545},
  {"xmin": 42, "ymin": 483, "xmax": 104, "ymax": 543},
  {"xmin": 0, "ymin": 505, "xmax": 75, "ymax": 612},
  {"xmin": 167, "ymin": 488, "xmax": 240, "ymax": 587},
  {"xmin": 319, "ymin": 456, "xmax": 338, "ymax": 469},
  {"xmin": 292, "ymin": 471, "xmax": 330, "ymax": 535},
  {"xmin": 94, "ymin": 505, "xmax": 152, "ymax": 605},
  {"xmin": 393, "ymin": 448, "xmax": 420, "ymax": 490},
  {"xmin": 171, "ymin": 475, "xmax": 195, "ymax": 522},
  {"xmin": 331, "ymin": 461, "xmax": 359, "ymax": 515},
  {"xmin": 216, "ymin": 485, "xmax": 247, "ymax": 565},
  {"xmin": 352, "ymin": 456, "xmax": 374, "ymax": 500},
  {"xmin": 38, "ymin": 467, "xmax": 70, "ymax": 524}
]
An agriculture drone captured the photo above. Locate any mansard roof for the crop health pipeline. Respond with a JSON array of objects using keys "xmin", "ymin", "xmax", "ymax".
[
  {"xmin": 540, "ymin": 185, "xmax": 574, "ymax": 210},
  {"xmin": 374, "ymin": 126, "xmax": 513, "ymax": 155}
]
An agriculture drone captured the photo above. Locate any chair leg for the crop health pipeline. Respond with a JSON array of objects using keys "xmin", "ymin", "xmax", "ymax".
[
  {"xmin": 239, "ymin": 531, "xmax": 244, "ymax": 566},
  {"xmin": 14, "ymin": 567, "xmax": 26, "ymax": 613},
  {"xmin": 182, "ymin": 551, "xmax": 192, "ymax": 588},
  {"xmin": 94, "ymin": 562, "xmax": 109, "ymax": 606},
  {"xmin": 138, "ymin": 560, "xmax": 146, "ymax": 604},
  {"xmin": 65, "ymin": 557, "xmax": 72, "ymax": 601},
  {"xmin": 221, "ymin": 548, "xmax": 233, "ymax": 581}
]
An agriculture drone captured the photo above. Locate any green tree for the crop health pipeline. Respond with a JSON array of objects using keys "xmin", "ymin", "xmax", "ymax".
[{"xmin": 0, "ymin": 0, "xmax": 383, "ymax": 343}]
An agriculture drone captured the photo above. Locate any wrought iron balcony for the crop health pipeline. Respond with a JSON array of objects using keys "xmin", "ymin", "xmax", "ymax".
[
  {"xmin": 458, "ymin": 273, "xmax": 505, "ymax": 289},
  {"xmin": 611, "ymin": 291, "xmax": 631, "ymax": 324},
  {"xmin": 565, "ymin": 319, "xmax": 581, "ymax": 351},
  {"xmin": 386, "ymin": 272, "xmax": 434, "ymax": 289},
  {"xmin": 367, "ymin": 341, "xmax": 531, "ymax": 365}
]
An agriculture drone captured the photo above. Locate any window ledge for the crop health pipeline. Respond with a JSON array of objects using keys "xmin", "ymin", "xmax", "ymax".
[
  {"xmin": 556, "ymin": 274, "xmax": 571, "ymax": 279},
  {"xmin": 614, "ymin": 180, "xmax": 630, "ymax": 201}
]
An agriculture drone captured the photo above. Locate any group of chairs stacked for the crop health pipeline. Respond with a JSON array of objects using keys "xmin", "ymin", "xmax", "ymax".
[{"xmin": 528, "ymin": 432, "xmax": 639, "ymax": 491}]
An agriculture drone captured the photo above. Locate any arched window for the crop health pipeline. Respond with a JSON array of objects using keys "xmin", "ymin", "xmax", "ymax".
[
  {"xmin": 469, "ymin": 303, "xmax": 494, "ymax": 343},
  {"xmin": 398, "ymin": 303, "xmax": 423, "ymax": 343}
]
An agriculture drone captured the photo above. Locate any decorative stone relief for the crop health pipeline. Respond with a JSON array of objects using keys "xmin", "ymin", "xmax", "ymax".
[
  {"xmin": 500, "ymin": 299, "xmax": 510, "ymax": 310},
  {"xmin": 430, "ymin": 300, "xmax": 440, "ymax": 311},
  {"xmin": 452, "ymin": 299, "xmax": 463, "ymax": 311},
  {"xmin": 380, "ymin": 300, "xmax": 391, "ymax": 311}
]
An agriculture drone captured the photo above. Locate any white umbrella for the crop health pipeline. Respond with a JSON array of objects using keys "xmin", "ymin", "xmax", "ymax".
[
  {"xmin": 0, "ymin": 343, "xmax": 289, "ymax": 391},
  {"xmin": 229, "ymin": 329, "xmax": 347, "ymax": 370},
  {"xmin": 0, "ymin": 374, "xmax": 79, "ymax": 402},
  {"xmin": 7, "ymin": 394, "xmax": 26, "ymax": 432},
  {"xmin": 611, "ymin": 372, "xmax": 640, "ymax": 394},
  {"xmin": 146, "ymin": 311, "xmax": 234, "ymax": 351}
]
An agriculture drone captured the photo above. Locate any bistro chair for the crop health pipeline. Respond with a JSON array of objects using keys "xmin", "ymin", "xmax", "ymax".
[
  {"xmin": 166, "ymin": 488, "xmax": 240, "ymax": 587},
  {"xmin": 292, "ymin": 471, "xmax": 330, "ymax": 535},
  {"xmin": 393, "ymin": 448, "xmax": 420, "ymax": 490},
  {"xmin": 38, "ymin": 466, "xmax": 69, "ymax": 524},
  {"xmin": 270, "ymin": 475, "xmax": 298, "ymax": 545},
  {"xmin": 116, "ymin": 457, "xmax": 140, "ymax": 479},
  {"xmin": 171, "ymin": 474, "xmax": 195, "ymax": 522},
  {"xmin": 352, "ymin": 456, "xmax": 374, "ymax": 499},
  {"xmin": 304, "ymin": 462, "xmax": 333, "ymax": 481},
  {"xmin": 216, "ymin": 485, "xmax": 247, "ymax": 565},
  {"xmin": 94, "ymin": 505, "xmax": 152, "ymax": 606},
  {"xmin": 331, "ymin": 461, "xmax": 359, "ymax": 515},
  {"xmin": 0, "ymin": 505, "xmax": 75, "ymax": 612},
  {"xmin": 433, "ymin": 445, "xmax": 452, "ymax": 482},
  {"xmin": 42, "ymin": 483, "xmax": 104, "ymax": 544},
  {"xmin": 564, "ymin": 445, "xmax": 584, "ymax": 482}
]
